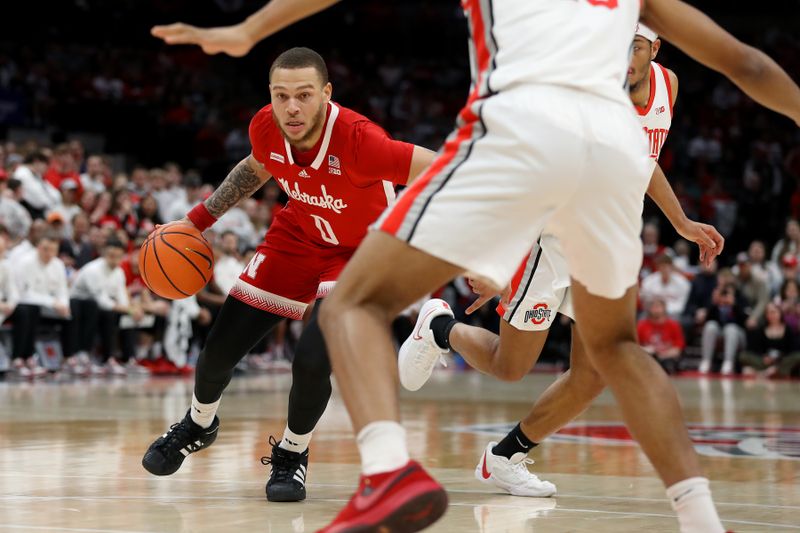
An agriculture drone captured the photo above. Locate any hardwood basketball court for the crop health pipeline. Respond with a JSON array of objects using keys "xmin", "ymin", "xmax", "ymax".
[{"xmin": 1, "ymin": 372, "xmax": 798, "ymax": 532}]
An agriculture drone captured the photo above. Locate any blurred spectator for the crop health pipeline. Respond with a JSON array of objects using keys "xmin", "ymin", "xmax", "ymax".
[
  {"xmin": 0, "ymin": 178, "xmax": 33, "ymax": 242},
  {"xmin": 49, "ymin": 179, "xmax": 82, "ymax": 238},
  {"xmin": 734, "ymin": 252, "xmax": 770, "ymax": 330},
  {"xmin": 0, "ymin": 226, "xmax": 19, "ymax": 325},
  {"xmin": 13, "ymin": 151, "xmax": 61, "ymax": 219},
  {"xmin": 153, "ymin": 163, "xmax": 186, "ymax": 221},
  {"xmin": 781, "ymin": 253, "xmax": 800, "ymax": 285},
  {"xmin": 9, "ymin": 231, "xmax": 70, "ymax": 377},
  {"xmin": 638, "ymin": 297, "xmax": 685, "ymax": 375},
  {"xmin": 213, "ymin": 198, "xmax": 258, "ymax": 248},
  {"xmin": 682, "ymin": 259, "xmax": 718, "ymax": 342},
  {"xmin": 214, "ymin": 231, "xmax": 244, "ymax": 294},
  {"xmin": 672, "ymin": 239, "xmax": 697, "ymax": 277},
  {"xmin": 699, "ymin": 284, "xmax": 747, "ymax": 375},
  {"xmin": 771, "ymin": 219, "xmax": 800, "ymax": 264},
  {"xmin": 136, "ymin": 194, "xmax": 162, "ymax": 235},
  {"xmin": 99, "ymin": 189, "xmax": 138, "ymax": 238},
  {"xmin": 775, "ymin": 279, "xmax": 800, "ymax": 333},
  {"xmin": 165, "ymin": 173, "xmax": 203, "ymax": 222},
  {"xmin": 67, "ymin": 238, "xmax": 130, "ymax": 376},
  {"xmin": 640, "ymin": 254, "xmax": 690, "ymax": 318},
  {"xmin": 739, "ymin": 302, "xmax": 800, "ymax": 378},
  {"xmin": 44, "ymin": 144, "xmax": 82, "ymax": 194},
  {"xmin": 59, "ymin": 212, "xmax": 95, "ymax": 270},
  {"xmin": 747, "ymin": 240, "xmax": 781, "ymax": 294},
  {"xmin": 128, "ymin": 167, "xmax": 149, "ymax": 199},
  {"xmin": 80, "ymin": 155, "xmax": 110, "ymax": 194},
  {"xmin": 641, "ymin": 222, "xmax": 668, "ymax": 279}
]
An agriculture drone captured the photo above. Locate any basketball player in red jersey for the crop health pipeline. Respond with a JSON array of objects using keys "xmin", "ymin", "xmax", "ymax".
[
  {"xmin": 152, "ymin": 1, "xmax": 800, "ymax": 532},
  {"xmin": 141, "ymin": 47, "xmax": 436, "ymax": 504},
  {"xmin": 398, "ymin": 25, "xmax": 722, "ymax": 499}
]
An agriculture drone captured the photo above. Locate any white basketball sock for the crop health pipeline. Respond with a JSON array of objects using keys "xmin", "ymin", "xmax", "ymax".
[
  {"xmin": 190, "ymin": 394, "xmax": 221, "ymax": 429},
  {"xmin": 357, "ymin": 421, "xmax": 410, "ymax": 476},
  {"xmin": 666, "ymin": 477, "xmax": 725, "ymax": 533},
  {"xmin": 279, "ymin": 426, "xmax": 312, "ymax": 453}
]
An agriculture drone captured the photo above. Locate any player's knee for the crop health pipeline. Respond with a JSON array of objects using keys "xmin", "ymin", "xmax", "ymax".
[
  {"xmin": 572, "ymin": 364, "xmax": 604, "ymax": 395},
  {"xmin": 490, "ymin": 356, "xmax": 531, "ymax": 382}
]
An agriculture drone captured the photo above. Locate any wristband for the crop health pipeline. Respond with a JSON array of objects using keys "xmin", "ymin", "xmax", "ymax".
[{"xmin": 186, "ymin": 202, "xmax": 217, "ymax": 231}]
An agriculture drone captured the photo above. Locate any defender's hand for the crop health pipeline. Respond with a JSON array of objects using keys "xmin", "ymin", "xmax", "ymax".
[{"xmin": 151, "ymin": 23, "xmax": 254, "ymax": 57}]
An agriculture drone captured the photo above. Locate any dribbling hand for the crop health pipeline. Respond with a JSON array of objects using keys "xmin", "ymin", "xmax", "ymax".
[{"xmin": 465, "ymin": 276, "xmax": 511, "ymax": 315}]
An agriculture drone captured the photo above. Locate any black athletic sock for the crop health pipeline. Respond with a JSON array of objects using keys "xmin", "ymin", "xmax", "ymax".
[
  {"xmin": 492, "ymin": 423, "xmax": 538, "ymax": 459},
  {"xmin": 430, "ymin": 315, "xmax": 458, "ymax": 350}
]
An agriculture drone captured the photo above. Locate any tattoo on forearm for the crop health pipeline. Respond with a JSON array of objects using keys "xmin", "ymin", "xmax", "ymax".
[{"xmin": 205, "ymin": 159, "xmax": 264, "ymax": 218}]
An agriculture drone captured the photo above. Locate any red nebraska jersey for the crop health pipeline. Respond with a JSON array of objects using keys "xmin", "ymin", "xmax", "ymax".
[{"xmin": 249, "ymin": 102, "xmax": 414, "ymax": 249}]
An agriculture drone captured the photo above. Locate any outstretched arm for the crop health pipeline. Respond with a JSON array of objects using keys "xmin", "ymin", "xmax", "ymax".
[
  {"xmin": 152, "ymin": 0, "xmax": 342, "ymax": 57},
  {"xmin": 642, "ymin": 0, "xmax": 800, "ymax": 126},
  {"xmin": 646, "ymin": 163, "xmax": 724, "ymax": 266}
]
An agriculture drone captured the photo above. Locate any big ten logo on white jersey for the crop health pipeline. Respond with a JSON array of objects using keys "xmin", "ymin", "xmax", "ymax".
[{"xmin": 639, "ymin": 63, "xmax": 673, "ymax": 162}]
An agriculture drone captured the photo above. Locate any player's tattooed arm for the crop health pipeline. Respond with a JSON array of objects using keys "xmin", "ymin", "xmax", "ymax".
[{"xmin": 204, "ymin": 155, "xmax": 272, "ymax": 218}]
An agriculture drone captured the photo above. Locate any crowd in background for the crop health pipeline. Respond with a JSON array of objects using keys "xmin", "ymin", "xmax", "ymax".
[{"xmin": 1, "ymin": 1, "xmax": 799, "ymax": 379}]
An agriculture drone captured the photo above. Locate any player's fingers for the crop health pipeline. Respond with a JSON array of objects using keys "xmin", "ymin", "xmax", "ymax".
[
  {"xmin": 706, "ymin": 225, "xmax": 725, "ymax": 256},
  {"xmin": 466, "ymin": 295, "xmax": 491, "ymax": 315},
  {"xmin": 151, "ymin": 23, "xmax": 185, "ymax": 38}
]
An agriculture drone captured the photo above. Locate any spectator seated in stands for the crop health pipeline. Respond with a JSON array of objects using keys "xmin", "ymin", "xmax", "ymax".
[
  {"xmin": 781, "ymin": 253, "xmax": 800, "ymax": 286},
  {"xmin": 682, "ymin": 259, "xmax": 718, "ymax": 342},
  {"xmin": 733, "ymin": 251, "xmax": 771, "ymax": 331},
  {"xmin": 638, "ymin": 297, "xmax": 686, "ymax": 375},
  {"xmin": 699, "ymin": 283, "xmax": 747, "ymax": 375},
  {"xmin": 770, "ymin": 218, "xmax": 800, "ymax": 265},
  {"xmin": 739, "ymin": 302, "xmax": 800, "ymax": 378},
  {"xmin": 13, "ymin": 151, "xmax": 61, "ymax": 220},
  {"xmin": 640, "ymin": 222, "xmax": 668, "ymax": 279},
  {"xmin": 9, "ymin": 230, "xmax": 71, "ymax": 378},
  {"xmin": 640, "ymin": 253, "xmax": 691, "ymax": 319},
  {"xmin": 66, "ymin": 238, "xmax": 131, "ymax": 376},
  {"xmin": 0, "ymin": 226, "xmax": 19, "ymax": 356},
  {"xmin": 776, "ymin": 279, "xmax": 800, "ymax": 333}
]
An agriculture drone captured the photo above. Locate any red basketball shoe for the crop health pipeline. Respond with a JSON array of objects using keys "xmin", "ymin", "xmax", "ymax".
[{"xmin": 317, "ymin": 460, "xmax": 447, "ymax": 533}]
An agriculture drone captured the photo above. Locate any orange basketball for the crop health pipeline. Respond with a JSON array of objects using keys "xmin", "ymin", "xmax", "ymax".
[{"xmin": 139, "ymin": 223, "xmax": 214, "ymax": 300}]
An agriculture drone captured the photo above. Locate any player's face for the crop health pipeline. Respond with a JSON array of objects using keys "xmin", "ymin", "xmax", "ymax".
[
  {"xmin": 627, "ymin": 36, "xmax": 660, "ymax": 89},
  {"xmin": 270, "ymin": 67, "xmax": 332, "ymax": 148}
]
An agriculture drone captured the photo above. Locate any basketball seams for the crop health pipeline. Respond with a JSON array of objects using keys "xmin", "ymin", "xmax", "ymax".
[
  {"xmin": 158, "ymin": 233, "xmax": 210, "ymax": 285},
  {"xmin": 159, "ymin": 230, "xmax": 213, "ymax": 258},
  {"xmin": 150, "ymin": 235, "xmax": 191, "ymax": 298},
  {"xmin": 140, "ymin": 225, "xmax": 214, "ymax": 299}
]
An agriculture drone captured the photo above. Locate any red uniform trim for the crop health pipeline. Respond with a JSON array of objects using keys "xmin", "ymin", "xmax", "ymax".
[
  {"xmin": 635, "ymin": 64, "xmax": 656, "ymax": 116},
  {"xmin": 658, "ymin": 64, "xmax": 674, "ymax": 117},
  {"xmin": 496, "ymin": 252, "xmax": 530, "ymax": 317}
]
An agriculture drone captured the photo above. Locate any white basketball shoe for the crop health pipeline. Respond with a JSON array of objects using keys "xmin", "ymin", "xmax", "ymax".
[
  {"xmin": 397, "ymin": 299, "xmax": 453, "ymax": 391},
  {"xmin": 475, "ymin": 442, "xmax": 557, "ymax": 497}
]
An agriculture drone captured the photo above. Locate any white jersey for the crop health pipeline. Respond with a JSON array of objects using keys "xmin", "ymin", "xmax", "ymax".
[
  {"xmin": 464, "ymin": 0, "xmax": 640, "ymax": 106},
  {"xmin": 637, "ymin": 61, "xmax": 674, "ymax": 171}
]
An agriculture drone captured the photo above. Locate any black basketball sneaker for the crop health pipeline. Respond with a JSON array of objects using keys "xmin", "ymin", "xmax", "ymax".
[
  {"xmin": 142, "ymin": 410, "xmax": 219, "ymax": 476},
  {"xmin": 263, "ymin": 436, "xmax": 309, "ymax": 502}
]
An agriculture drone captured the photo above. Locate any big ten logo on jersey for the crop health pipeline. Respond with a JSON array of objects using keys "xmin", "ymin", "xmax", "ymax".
[
  {"xmin": 524, "ymin": 303, "xmax": 552, "ymax": 325},
  {"xmin": 644, "ymin": 127, "xmax": 669, "ymax": 159}
]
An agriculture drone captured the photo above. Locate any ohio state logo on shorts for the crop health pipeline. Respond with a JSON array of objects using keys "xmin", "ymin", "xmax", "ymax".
[
  {"xmin": 447, "ymin": 422, "xmax": 800, "ymax": 461},
  {"xmin": 524, "ymin": 303, "xmax": 552, "ymax": 325}
]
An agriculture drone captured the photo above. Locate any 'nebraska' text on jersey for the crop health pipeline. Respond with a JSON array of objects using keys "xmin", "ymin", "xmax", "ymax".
[
  {"xmin": 249, "ymin": 102, "xmax": 414, "ymax": 248},
  {"xmin": 636, "ymin": 62, "xmax": 673, "ymax": 172}
]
